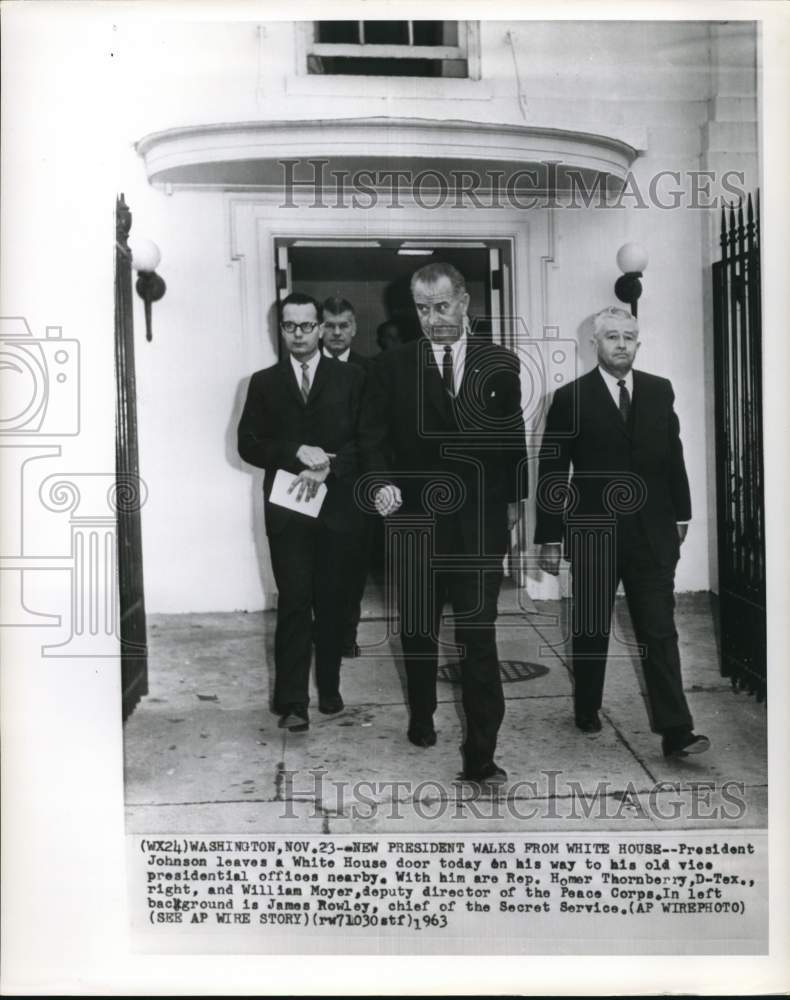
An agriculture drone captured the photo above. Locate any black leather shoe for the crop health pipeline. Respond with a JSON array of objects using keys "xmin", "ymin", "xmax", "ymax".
[
  {"xmin": 662, "ymin": 731, "xmax": 710, "ymax": 758},
  {"xmin": 461, "ymin": 763, "xmax": 508, "ymax": 787},
  {"xmin": 575, "ymin": 712, "xmax": 602, "ymax": 733},
  {"xmin": 407, "ymin": 723, "xmax": 437, "ymax": 748},
  {"xmin": 278, "ymin": 710, "xmax": 309, "ymax": 733},
  {"xmin": 318, "ymin": 694, "xmax": 344, "ymax": 715}
]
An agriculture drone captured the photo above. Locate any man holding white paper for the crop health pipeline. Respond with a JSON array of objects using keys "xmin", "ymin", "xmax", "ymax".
[{"xmin": 238, "ymin": 292, "xmax": 364, "ymax": 732}]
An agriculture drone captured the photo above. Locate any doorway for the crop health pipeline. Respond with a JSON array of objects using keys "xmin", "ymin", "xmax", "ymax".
[{"xmin": 274, "ymin": 238, "xmax": 514, "ymax": 356}]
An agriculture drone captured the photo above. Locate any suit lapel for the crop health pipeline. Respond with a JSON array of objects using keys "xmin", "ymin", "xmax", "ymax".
[
  {"xmin": 590, "ymin": 367, "xmax": 631, "ymax": 438},
  {"xmin": 630, "ymin": 370, "xmax": 648, "ymax": 442},
  {"xmin": 280, "ymin": 353, "xmax": 329, "ymax": 408},
  {"xmin": 280, "ymin": 356, "xmax": 305, "ymax": 408},
  {"xmin": 458, "ymin": 338, "xmax": 486, "ymax": 401},
  {"xmin": 309, "ymin": 355, "xmax": 330, "ymax": 405},
  {"xmin": 419, "ymin": 339, "xmax": 453, "ymax": 423}
]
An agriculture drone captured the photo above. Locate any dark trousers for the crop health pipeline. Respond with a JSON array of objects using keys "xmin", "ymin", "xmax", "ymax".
[
  {"xmin": 396, "ymin": 517, "xmax": 506, "ymax": 773},
  {"xmin": 268, "ymin": 519, "xmax": 352, "ymax": 713},
  {"xmin": 342, "ymin": 518, "xmax": 372, "ymax": 649},
  {"xmin": 570, "ymin": 520, "xmax": 693, "ymax": 733}
]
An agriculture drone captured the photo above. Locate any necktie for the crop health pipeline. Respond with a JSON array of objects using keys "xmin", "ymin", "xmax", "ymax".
[
  {"xmin": 617, "ymin": 378, "xmax": 631, "ymax": 423},
  {"xmin": 300, "ymin": 362, "xmax": 310, "ymax": 403},
  {"xmin": 442, "ymin": 345, "xmax": 455, "ymax": 397}
]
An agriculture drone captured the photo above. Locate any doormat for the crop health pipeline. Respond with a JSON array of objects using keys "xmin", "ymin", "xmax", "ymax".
[{"xmin": 437, "ymin": 660, "xmax": 550, "ymax": 684}]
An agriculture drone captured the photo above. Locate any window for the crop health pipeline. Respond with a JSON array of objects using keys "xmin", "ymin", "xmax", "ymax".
[{"xmin": 306, "ymin": 21, "xmax": 473, "ymax": 78}]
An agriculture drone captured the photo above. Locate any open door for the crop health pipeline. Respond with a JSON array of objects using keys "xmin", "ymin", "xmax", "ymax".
[
  {"xmin": 273, "ymin": 237, "xmax": 512, "ymax": 355},
  {"xmin": 272, "ymin": 235, "xmax": 526, "ymax": 582}
]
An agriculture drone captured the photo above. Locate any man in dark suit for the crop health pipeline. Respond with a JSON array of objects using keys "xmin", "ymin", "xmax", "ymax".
[
  {"xmin": 321, "ymin": 295, "xmax": 370, "ymax": 371},
  {"xmin": 534, "ymin": 305, "xmax": 709, "ymax": 758},
  {"xmin": 320, "ymin": 296, "xmax": 370, "ymax": 657},
  {"xmin": 238, "ymin": 292, "xmax": 364, "ymax": 732},
  {"xmin": 360, "ymin": 263, "xmax": 528, "ymax": 786}
]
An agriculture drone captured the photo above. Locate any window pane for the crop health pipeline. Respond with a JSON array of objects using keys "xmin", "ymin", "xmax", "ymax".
[
  {"xmin": 362, "ymin": 21, "xmax": 410, "ymax": 45},
  {"xmin": 308, "ymin": 56, "xmax": 467, "ymax": 78},
  {"xmin": 412, "ymin": 21, "xmax": 457, "ymax": 46},
  {"xmin": 316, "ymin": 21, "xmax": 360, "ymax": 44}
]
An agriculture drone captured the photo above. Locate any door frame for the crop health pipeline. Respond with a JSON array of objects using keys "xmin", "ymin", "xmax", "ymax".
[
  {"xmin": 272, "ymin": 235, "xmax": 516, "ymax": 349},
  {"xmin": 226, "ymin": 194, "xmax": 540, "ymax": 370}
]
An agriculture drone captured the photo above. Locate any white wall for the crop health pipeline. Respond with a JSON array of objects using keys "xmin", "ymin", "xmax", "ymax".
[
  {"xmin": 113, "ymin": 18, "xmax": 757, "ymax": 611},
  {"xmin": 120, "ymin": 19, "xmax": 714, "ymax": 138},
  {"xmin": 122, "ymin": 161, "xmax": 275, "ymax": 612}
]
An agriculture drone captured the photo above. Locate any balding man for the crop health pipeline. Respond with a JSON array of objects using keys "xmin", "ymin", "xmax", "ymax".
[{"xmin": 360, "ymin": 262, "xmax": 528, "ymax": 786}]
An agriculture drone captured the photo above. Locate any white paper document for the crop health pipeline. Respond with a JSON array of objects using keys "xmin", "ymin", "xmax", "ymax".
[{"xmin": 269, "ymin": 468, "xmax": 327, "ymax": 517}]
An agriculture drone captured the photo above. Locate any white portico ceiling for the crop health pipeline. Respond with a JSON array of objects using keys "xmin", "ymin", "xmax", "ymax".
[{"xmin": 135, "ymin": 117, "xmax": 644, "ymax": 191}]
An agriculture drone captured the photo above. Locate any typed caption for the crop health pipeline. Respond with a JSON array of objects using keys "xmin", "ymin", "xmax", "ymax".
[{"xmin": 130, "ymin": 831, "xmax": 767, "ymax": 954}]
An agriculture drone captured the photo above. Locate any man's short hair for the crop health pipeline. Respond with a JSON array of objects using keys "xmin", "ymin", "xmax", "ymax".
[
  {"xmin": 322, "ymin": 296, "xmax": 355, "ymax": 318},
  {"xmin": 279, "ymin": 291, "xmax": 322, "ymax": 323},
  {"xmin": 592, "ymin": 305, "xmax": 638, "ymax": 338},
  {"xmin": 409, "ymin": 262, "xmax": 467, "ymax": 297}
]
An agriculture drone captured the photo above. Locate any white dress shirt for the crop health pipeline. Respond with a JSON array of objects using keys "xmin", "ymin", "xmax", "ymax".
[
  {"xmin": 430, "ymin": 331, "xmax": 467, "ymax": 396},
  {"xmin": 290, "ymin": 350, "xmax": 321, "ymax": 393},
  {"xmin": 323, "ymin": 346, "xmax": 350, "ymax": 362},
  {"xmin": 597, "ymin": 364, "xmax": 633, "ymax": 408}
]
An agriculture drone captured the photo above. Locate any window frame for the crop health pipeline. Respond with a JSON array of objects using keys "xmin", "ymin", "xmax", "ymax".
[{"xmin": 301, "ymin": 20, "xmax": 481, "ymax": 80}]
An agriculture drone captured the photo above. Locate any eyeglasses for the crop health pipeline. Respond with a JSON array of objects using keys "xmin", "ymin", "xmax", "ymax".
[{"xmin": 281, "ymin": 321, "xmax": 319, "ymax": 334}]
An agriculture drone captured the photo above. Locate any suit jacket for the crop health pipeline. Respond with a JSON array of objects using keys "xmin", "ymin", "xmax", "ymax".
[
  {"xmin": 322, "ymin": 348, "xmax": 371, "ymax": 372},
  {"xmin": 360, "ymin": 337, "xmax": 528, "ymax": 551},
  {"xmin": 347, "ymin": 349, "xmax": 371, "ymax": 372},
  {"xmin": 534, "ymin": 367, "xmax": 691, "ymax": 565},
  {"xmin": 238, "ymin": 355, "xmax": 364, "ymax": 535}
]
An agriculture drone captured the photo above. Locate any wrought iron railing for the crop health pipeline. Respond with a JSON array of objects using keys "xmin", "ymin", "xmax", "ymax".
[
  {"xmin": 116, "ymin": 194, "xmax": 149, "ymax": 720},
  {"xmin": 712, "ymin": 192, "xmax": 765, "ymax": 699}
]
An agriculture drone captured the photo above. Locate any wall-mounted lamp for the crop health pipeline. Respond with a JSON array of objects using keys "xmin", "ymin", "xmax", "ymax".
[
  {"xmin": 129, "ymin": 237, "xmax": 166, "ymax": 342},
  {"xmin": 614, "ymin": 242, "xmax": 648, "ymax": 318}
]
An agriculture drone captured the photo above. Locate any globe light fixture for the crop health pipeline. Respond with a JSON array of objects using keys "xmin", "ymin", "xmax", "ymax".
[
  {"xmin": 614, "ymin": 242, "xmax": 648, "ymax": 318},
  {"xmin": 129, "ymin": 237, "xmax": 166, "ymax": 342}
]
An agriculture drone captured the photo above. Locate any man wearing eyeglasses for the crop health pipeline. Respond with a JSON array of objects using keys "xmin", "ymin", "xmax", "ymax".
[{"xmin": 238, "ymin": 292, "xmax": 364, "ymax": 733}]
